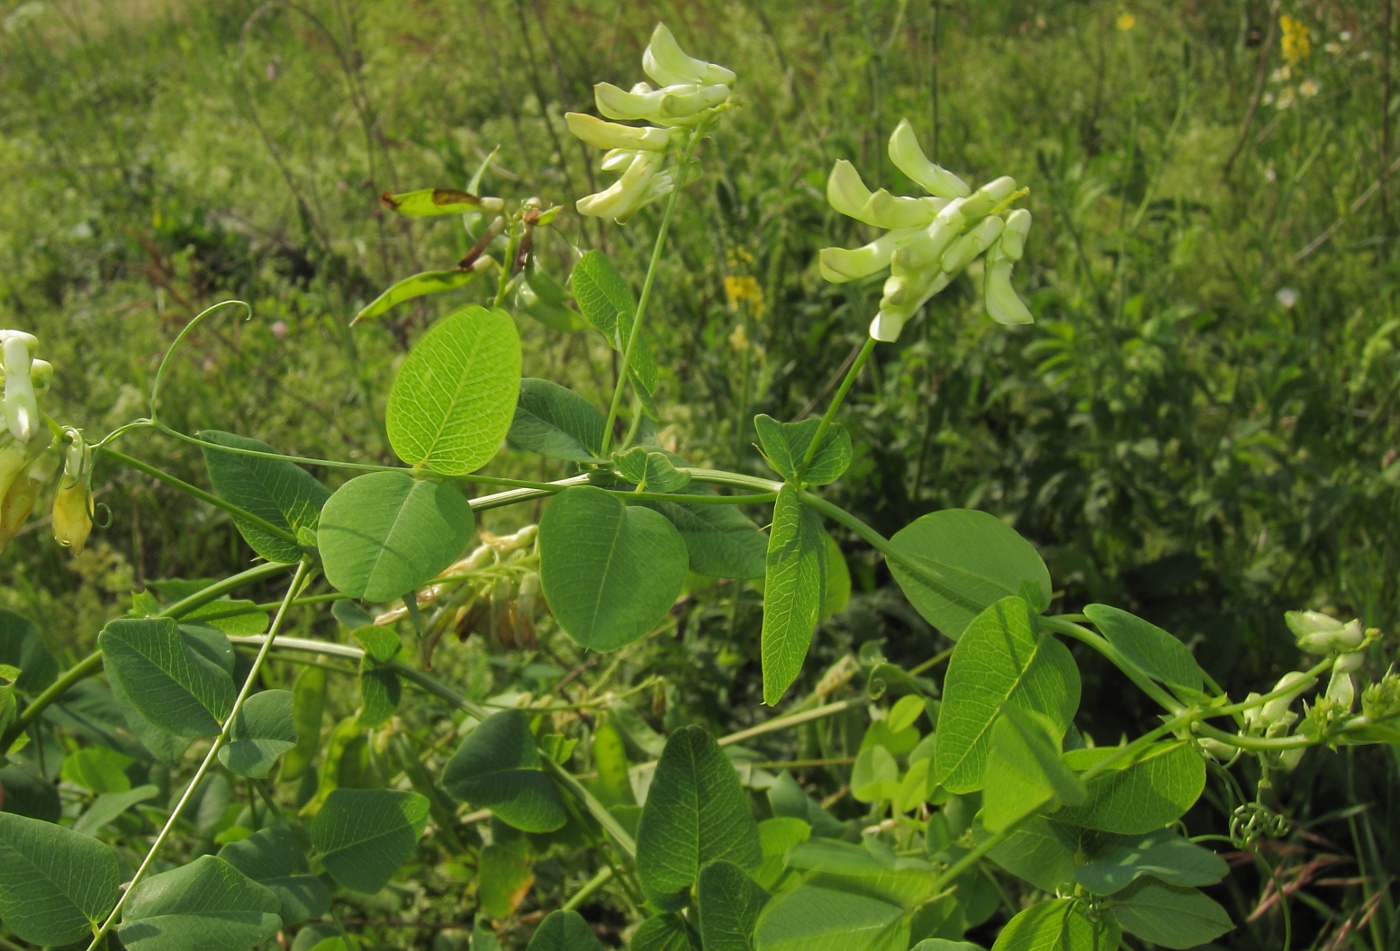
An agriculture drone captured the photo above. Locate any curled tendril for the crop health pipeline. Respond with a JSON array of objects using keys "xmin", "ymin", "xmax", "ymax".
[{"xmin": 1230, "ymin": 802, "xmax": 1291, "ymax": 848}]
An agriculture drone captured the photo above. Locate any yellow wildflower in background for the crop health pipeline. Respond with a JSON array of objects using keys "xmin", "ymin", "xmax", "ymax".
[
  {"xmin": 723, "ymin": 250, "xmax": 766, "ymax": 318},
  {"xmin": 1280, "ymin": 15, "xmax": 1310, "ymax": 65},
  {"xmin": 1116, "ymin": 11, "xmax": 1136, "ymax": 31}
]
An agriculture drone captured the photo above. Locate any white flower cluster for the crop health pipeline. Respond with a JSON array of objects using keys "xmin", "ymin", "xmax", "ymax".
[
  {"xmin": 819, "ymin": 119, "xmax": 1033, "ymax": 342},
  {"xmin": 567, "ymin": 24, "xmax": 734, "ymax": 222}
]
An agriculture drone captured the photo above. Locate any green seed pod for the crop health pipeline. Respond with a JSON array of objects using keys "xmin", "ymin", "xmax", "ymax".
[
  {"xmin": 51, "ymin": 474, "xmax": 93, "ymax": 554},
  {"xmin": 887, "ymin": 118, "xmax": 970, "ymax": 199}
]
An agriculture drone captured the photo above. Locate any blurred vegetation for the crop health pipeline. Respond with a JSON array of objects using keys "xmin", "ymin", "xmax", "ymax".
[{"xmin": 1, "ymin": 0, "xmax": 1397, "ymax": 947}]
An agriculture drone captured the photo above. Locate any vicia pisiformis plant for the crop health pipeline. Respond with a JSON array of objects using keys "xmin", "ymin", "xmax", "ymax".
[{"xmin": 0, "ymin": 22, "xmax": 1396, "ymax": 951}]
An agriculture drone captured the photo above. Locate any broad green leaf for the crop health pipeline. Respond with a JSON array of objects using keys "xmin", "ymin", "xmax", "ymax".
[
  {"xmin": 754, "ymin": 883, "xmax": 907, "ymax": 951},
  {"xmin": 182, "ymin": 598, "xmax": 269, "ymax": 636},
  {"xmin": 310, "ymin": 788, "xmax": 430, "ymax": 894},
  {"xmin": 632, "ymin": 914, "xmax": 699, "ymax": 951},
  {"xmin": 219, "ymin": 689, "xmax": 297, "ymax": 778},
  {"xmin": 0, "ymin": 762, "xmax": 60, "ymax": 821},
  {"xmin": 200, "ymin": 431, "xmax": 330, "ymax": 564},
  {"xmin": 281, "ymin": 664, "xmax": 326, "ymax": 783},
  {"xmin": 0, "ymin": 608, "xmax": 56, "ymax": 692},
  {"xmin": 613, "ymin": 448, "xmax": 691, "ymax": 492},
  {"xmin": 220, "ymin": 827, "xmax": 331, "ymax": 925},
  {"xmin": 636, "ymin": 726, "xmax": 762, "ymax": 911},
  {"xmin": 99, "ymin": 617, "xmax": 235, "ymax": 737},
  {"xmin": 0, "ymin": 812, "xmax": 122, "ymax": 946},
  {"xmin": 357, "ymin": 667, "xmax": 401, "ymax": 728},
  {"xmin": 508, "ymin": 378, "xmax": 607, "ymax": 462},
  {"xmin": 767, "ymin": 772, "xmax": 844, "ymax": 839},
  {"xmin": 821, "ymin": 533, "xmax": 851, "ymax": 619},
  {"xmin": 753, "ymin": 415, "xmax": 853, "ymax": 485},
  {"xmin": 478, "ymin": 843, "xmax": 534, "ymax": 918},
  {"xmin": 982, "ymin": 816, "xmax": 1081, "ymax": 893},
  {"xmin": 755, "ymin": 816, "xmax": 812, "ymax": 890},
  {"xmin": 761, "ymin": 485, "xmax": 827, "ymax": 705},
  {"xmin": 353, "ymin": 268, "xmax": 478, "ymax": 324},
  {"xmin": 517, "ymin": 272, "xmax": 588, "ymax": 332},
  {"xmin": 355, "ymin": 627, "xmax": 401, "ymax": 664},
  {"xmin": 1107, "ymin": 880, "xmax": 1232, "ymax": 949},
  {"xmin": 639, "ymin": 489, "xmax": 769, "ymax": 579},
  {"xmin": 538, "ymin": 485, "xmax": 688, "ymax": 652},
  {"xmin": 60, "ymin": 745, "xmax": 134, "ymax": 794},
  {"xmin": 72, "ymin": 784, "xmax": 160, "ymax": 836},
  {"xmin": 381, "ymin": 186, "xmax": 490, "ymax": 215},
  {"xmin": 119, "ymin": 855, "xmax": 281, "ymax": 951},
  {"xmin": 981, "ymin": 710, "xmax": 1086, "ymax": 832},
  {"xmin": 911, "ymin": 942, "xmax": 985, "ymax": 951},
  {"xmin": 386, "ymin": 304, "xmax": 521, "ymax": 475},
  {"xmin": 441, "ymin": 709, "xmax": 567, "ymax": 833},
  {"xmin": 698, "ymin": 860, "xmax": 769, "ymax": 951},
  {"xmin": 933, "ymin": 598, "xmax": 1080, "ymax": 793},
  {"xmin": 1083, "ymin": 605, "xmax": 1205, "ymax": 694},
  {"xmin": 1075, "ymin": 829, "xmax": 1228, "ymax": 895},
  {"xmin": 990, "ymin": 899, "xmax": 1119, "ymax": 951},
  {"xmin": 571, "ymin": 250, "xmax": 659, "ymax": 393},
  {"xmin": 783, "ymin": 839, "xmax": 937, "ymax": 908},
  {"xmin": 526, "ymin": 910, "xmax": 605, "ymax": 951},
  {"xmin": 851, "ymin": 745, "xmax": 900, "ymax": 804},
  {"xmin": 1054, "ymin": 742, "xmax": 1205, "ymax": 834},
  {"xmin": 318, "ymin": 471, "xmax": 474, "ymax": 602},
  {"xmin": 888, "ymin": 510, "xmax": 1052, "ymax": 640}
]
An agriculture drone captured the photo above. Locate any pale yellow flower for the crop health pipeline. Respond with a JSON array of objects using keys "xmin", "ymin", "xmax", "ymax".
[{"xmin": 1116, "ymin": 11, "xmax": 1136, "ymax": 31}]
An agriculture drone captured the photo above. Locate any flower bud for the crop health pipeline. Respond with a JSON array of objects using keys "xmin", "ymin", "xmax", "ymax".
[
  {"xmin": 960, "ymin": 175, "xmax": 1018, "ymax": 219},
  {"xmin": 818, "ymin": 226, "xmax": 924, "ymax": 283},
  {"xmin": 1001, "ymin": 209, "xmax": 1032, "ymax": 261},
  {"xmin": 1259, "ymin": 670, "xmax": 1312, "ymax": 729},
  {"xmin": 1286, "ymin": 609, "xmax": 1365, "ymax": 654},
  {"xmin": 871, "ymin": 270, "xmax": 951, "ymax": 342},
  {"xmin": 565, "ymin": 113, "xmax": 675, "ymax": 151},
  {"xmin": 29, "ymin": 360, "xmax": 53, "ymax": 395},
  {"xmin": 576, "ymin": 151, "xmax": 666, "ymax": 222},
  {"xmin": 643, "ymin": 23, "xmax": 735, "ymax": 88},
  {"xmin": 51, "ymin": 477, "xmax": 93, "ymax": 553},
  {"xmin": 984, "ymin": 245, "xmax": 1033, "ymax": 325},
  {"xmin": 1325, "ymin": 665, "xmax": 1356, "ymax": 711},
  {"xmin": 826, "ymin": 161, "xmax": 941, "ymax": 229},
  {"xmin": 658, "ymin": 83, "xmax": 731, "ymax": 125},
  {"xmin": 0, "ymin": 448, "xmax": 59, "ymax": 552},
  {"xmin": 594, "ymin": 81, "xmax": 671, "ymax": 122},
  {"xmin": 940, "ymin": 215, "xmax": 1005, "ymax": 275},
  {"xmin": 2, "ymin": 334, "xmax": 39, "ymax": 444},
  {"xmin": 887, "ymin": 119, "xmax": 970, "ymax": 198}
]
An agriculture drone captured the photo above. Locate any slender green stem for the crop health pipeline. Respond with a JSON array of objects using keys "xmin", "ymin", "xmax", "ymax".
[
  {"xmin": 543, "ymin": 757, "xmax": 638, "ymax": 861},
  {"xmin": 99, "ymin": 447, "xmax": 298, "ymax": 546},
  {"xmin": 1039, "ymin": 615, "xmax": 1186, "ymax": 716},
  {"xmin": 561, "ymin": 866, "xmax": 614, "ymax": 913},
  {"xmin": 800, "ymin": 336, "xmax": 877, "ymax": 477},
  {"xmin": 160, "ymin": 561, "xmax": 299, "ymax": 618},
  {"xmin": 718, "ymin": 699, "xmax": 866, "ymax": 748},
  {"xmin": 600, "ymin": 119, "xmax": 712, "ymax": 455},
  {"xmin": 86, "ymin": 560, "xmax": 313, "ymax": 951}
]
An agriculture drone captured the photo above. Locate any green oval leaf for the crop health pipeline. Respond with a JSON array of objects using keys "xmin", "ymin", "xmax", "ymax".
[
  {"xmin": 386, "ymin": 304, "xmax": 522, "ymax": 475},
  {"xmin": 636, "ymin": 726, "xmax": 762, "ymax": 911},
  {"xmin": 0, "ymin": 608, "xmax": 57, "ymax": 693},
  {"xmin": 381, "ymin": 187, "xmax": 489, "ymax": 215},
  {"xmin": 441, "ymin": 709, "xmax": 568, "ymax": 833},
  {"xmin": 888, "ymin": 510, "xmax": 1052, "ymax": 640},
  {"xmin": 1055, "ymin": 741, "xmax": 1206, "ymax": 834},
  {"xmin": 119, "ymin": 855, "xmax": 281, "ymax": 951},
  {"xmin": 1075, "ymin": 828, "xmax": 1228, "ymax": 896},
  {"xmin": 698, "ymin": 861, "xmax": 769, "ymax": 951},
  {"xmin": 1083, "ymin": 605, "xmax": 1205, "ymax": 695},
  {"xmin": 753, "ymin": 415, "xmax": 852, "ymax": 485},
  {"xmin": 99, "ymin": 617, "xmax": 236, "ymax": 738},
  {"xmin": 637, "ymin": 489, "xmax": 769, "ymax": 580},
  {"xmin": 1108, "ymin": 880, "xmax": 1232, "ymax": 949},
  {"xmin": 990, "ymin": 899, "xmax": 1118, "ymax": 951},
  {"xmin": 981, "ymin": 710, "xmax": 1086, "ymax": 832},
  {"xmin": 219, "ymin": 689, "xmax": 297, "ymax": 778},
  {"xmin": 317, "ymin": 471, "xmax": 474, "ymax": 602},
  {"xmin": 932, "ymin": 597, "xmax": 1080, "ymax": 794},
  {"xmin": 755, "ymin": 882, "xmax": 908, "ymax": 951},
  {"xmin": 219, "ymin": 827, "xmax": 331, "ymax": 926},
  {"xmin": 526, "ymin": 910, "xmax": 605, "ymax": 951},
  {"xmin": 508, "ymin": 378, "xmax": 608, "ymax": 462},
  {"xmin": 310, "ymin": 788, "xmax": 430, "ymax": 894},
  {"xmin": 571, "ymin": 250, "xmax": 658, "ymax": 392},
  {"xmin": 539, "ymin": 485, "xmax": 688, "ymax": 652},
  {"xmin": 354, "ymin": 269, "xmax": 478, "ymax": 324},
  {"xmin": 200, "ymin": 430, "xmax": 330, "ymax": 564},
  {"xmin": 632, "ymin": 914, "xmax": 699, "ymax": 951},
  {"xmin": 0, "ymin": 812, "xmax": 122, "ymax": 946},
  {"xmin": 761, "ymin": 485, "xmax": 827, "ymax": 705}
]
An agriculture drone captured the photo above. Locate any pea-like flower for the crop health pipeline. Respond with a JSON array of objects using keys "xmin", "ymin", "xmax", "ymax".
[
  {"xmin": 567, "ymin": 24, "xmax": 734, "ymax": 223},
  {"xmin": 819, "ymin": 119, "xmax": 1034, "ymax": 342}
]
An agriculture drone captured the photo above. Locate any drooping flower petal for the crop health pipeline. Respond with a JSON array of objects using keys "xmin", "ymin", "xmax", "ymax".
[{"xmin": 888, "ymin": 118, "xmax": 970, "ymax": 199}]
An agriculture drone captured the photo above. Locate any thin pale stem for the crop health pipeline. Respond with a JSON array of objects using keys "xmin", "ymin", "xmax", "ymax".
[
  {"xmin": 87, "ymin": 560, "xmax": 313, "ymax": 951},
  {"xmin": 800, "ymin": 336, "xmax": 877, "ymax": 477}
]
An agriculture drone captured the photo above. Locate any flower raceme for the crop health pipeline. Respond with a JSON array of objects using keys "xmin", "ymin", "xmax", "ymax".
[
  {"xmin": 567, "ymin": 24, "xmax": 734, "ymax": 222},
  {"xmin": 819, "ymin": 119, "xmax": 1034, "ymax": 342}
]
